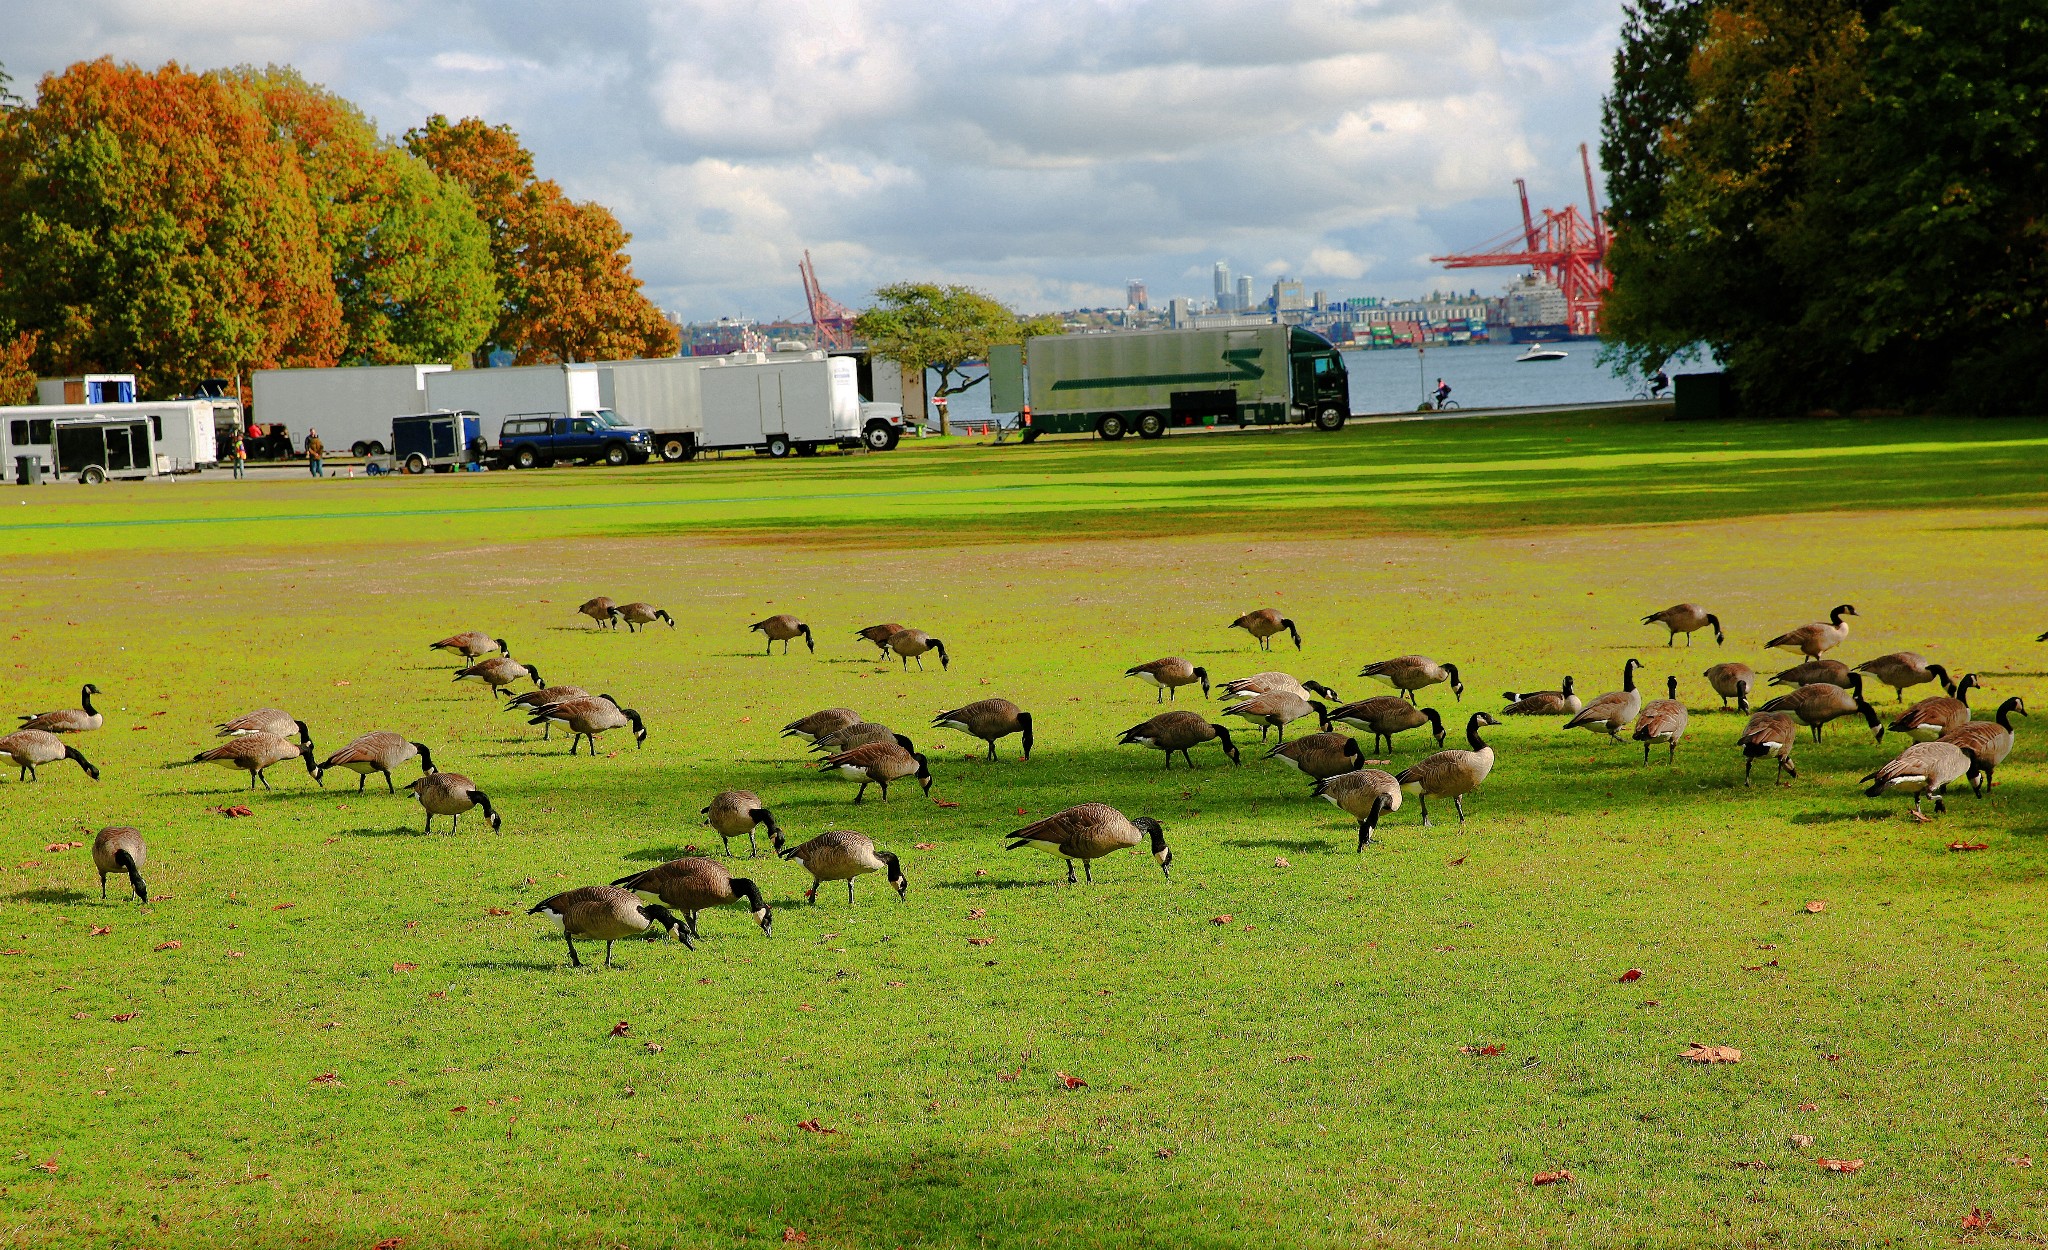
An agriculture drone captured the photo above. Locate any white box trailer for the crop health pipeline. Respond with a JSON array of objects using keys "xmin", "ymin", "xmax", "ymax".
[
  {"xmin": 3, "ymin": 400, "xmax": 215, "ymax": 479},
  {"xmin": 252, "ymin": 364, "xmax": 451, "ymax": 457},
  {"xmin": 591, "ymin": 352, "xmax": 899, "ymax": 460},
  {"xmin": 591, "ymin": 357, "xmax": 715, "ymax": 462}
]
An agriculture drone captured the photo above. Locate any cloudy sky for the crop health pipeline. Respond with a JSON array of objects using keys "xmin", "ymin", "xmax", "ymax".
[{"xmin": 9, "ymin": 0, "xmax": 1627, "ymax": 321}]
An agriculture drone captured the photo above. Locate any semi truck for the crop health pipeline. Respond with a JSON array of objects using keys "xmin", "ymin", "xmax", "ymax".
[
  {"xmin": 251, "ymin": 364, "xmax": 451, "ymax": 457},
  {"xmin": 593, "ymin": 351, "xmax": 902, "ymax": 460},
  {"xmin": 987, "ymin": 325, "xmax": 1351, "ymax": 441},
  {"xmin": 425, "ymin": 365, "xmax": 654, "ymax": 467}
]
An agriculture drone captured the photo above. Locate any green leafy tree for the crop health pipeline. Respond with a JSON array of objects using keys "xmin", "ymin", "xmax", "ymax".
[{"xmin": 853, "ymin": 283, "xmax": 1059, "ymax": 431}]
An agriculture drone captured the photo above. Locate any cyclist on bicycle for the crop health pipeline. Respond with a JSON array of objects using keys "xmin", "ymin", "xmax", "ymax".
[
  {"xmin": 1433, "ymin": 378, "xmax": 1452, "ymax": 409},
  {"xmin": 1650, "ymin": 369, "xmax": 1670, "ymax": 398}
]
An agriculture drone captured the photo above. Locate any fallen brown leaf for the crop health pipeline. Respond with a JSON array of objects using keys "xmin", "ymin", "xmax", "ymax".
[
  {"xmin": 1278, "ymin": 1054, "xmax": 1311, "ymax": 1064},
  {"xmin": 88, "ymin": 925, "xmax": 111, "ymax": 937},
  {"xmin": 1210, "ymin": 914, "xmax": 1233, "ymax": 925},
  {"xmin": 311, "ymin": 1072, "xmax": 339, "ymax": 1086},
  {"xmin": 272, "ymin": 903, "xmax": 295, "ymax": 911},
  {"xmin": 973, "ymin": 868, "xmax": 988, "ymax": 877},
  {"xmin": 1532, "ymin": 1169, "xmax": 1573, "ymax": 1186},
  {"xmin": 782, "ymin": 1231, "xmax": 809, "ymax": 1245},
  {"xmin": 153, "ymin": 940, "xmax": 182, "ymax": 951},
  {"xmin": 797, "ymin": 1003, "xmax": 815, "ymax": 1012},
  {"xmin": 967, "ymin": 907, "xmax": 986, "ymax": 919},
  {"xmin": 371, "ymin": 1239, "xmax": 403, "ymax": 1250},
  {"xmin": 1789, "ymin": 1133, "xmax": 1815, "ymax": 1149},
  {"xmin": 391, "ymin": 962, "xmax": 417, "ymax": 973},
  {"xmin": 885, "ymin": 980, "xmax": 906, "ymax": 988},
  {"xmin": 450, "ymin": 1106, "xmax": 467, "ymax": 1114},
  {"xmin": 110, "ymin": 1011, "xmax": 140, "ymax": 1022},
  {"xmin": 427, "ymin": 991, "xmax": 446, "ymax": 1000},
  {"xmin": 996, "ymin": 1069, "xmax": 1019, "ymax": 1082},
  {"xmin": 1056, "ymin": 1071, "xmax": 1088, "ymax": 1089},
  {"xmin": 1743, "ymin": 960, "xmax": 1780, "ymax": 971},
  {"xmin": 1618, "ymin": 968, "xmax": 1643, "ymax": 982},
  {"xmin": 1273, "ymin": 856, "xmax": 1291, "ymax": 868},
  {"xmin": 2007, "ymin": 1155, "xmax": 2033, "ymax": 1167},
  {"xmin": 485, "ymin": 907, "xmax": 510, "ymax": 916},
  {"xmin": 1963, "ymin": 1207, "xmax": 1989, "ymax": 1231},
  {"xmin": 609, "ymin": 1021, "xmax": 631, "ymax": 1037},
  {"xmin": 1459, "ymin": 1044, "xmax": 1504, "ymax": 1057},
  {"xmin": 1155, "ymin": 1148, "xmax": 1176, "ymax": 1159},
  {"xmin": 1680, "ymin": 1043, "xmax": 1742, "ymax": 1064},
  {"xmin": 933, "ymin": 800, "xmax": 959, "ymax": 809},
  {"xmin": 914, "ymin": 842, "xmax": 937, "ymax": 850},
  {"xmin": 1804, "ymin": 900, "xmax": 1827, "ymax": 913},
  {"xmin": 33, "ymin": 1158, "xmax": 58, "ymax": 1174},
  {"xmin": 1948, "ymin": 841, "xmax": 1989, "ymax": 852},
  {"xmin": 1797, "ymin": 1101, "xmax": 1818, "ymax": 1111},
  {"xmin": 967, "ymin": 937, "xmax": 994, "ymax": 947},
  {"xmin": 1816, "ymin": 1157, "xmax": 1864, "ymax": 1173},
  {"xmin": 1446, "ymin": 855, "xmax": 1467, "ymax": 866},
  {"xmin": 795, "ymin": 1118, "xmax": 839, "ymax": 1134}
]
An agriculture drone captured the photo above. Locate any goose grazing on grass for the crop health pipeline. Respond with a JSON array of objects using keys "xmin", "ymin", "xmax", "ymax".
[
  {"xmin": 808, "ymin": 723, "xmax": 914, "ymax": 754},
  {"xmin": 701, "ymin": 790, "xmax": 783, "ymax": 857},
  {"xmin": 1766, "ymin": 604, "xmax": 1857, "ymax": 658},
  {"xmin": 887, "ymin": 629, "xmax": 949, "ymax": 671},
  {"xmin": 1357, "ymin": 655, "xmax": 1462, "ymax": 704},
  {"xmin": 1501, "ymin": 676, "xmax": 1580, "ymax": 717},
  {"xmin": 1642, "ymin": 603, "xmax": 1723, "ymax": 646},
  {"xmin": 18, "ymin": 683, "xmax": 104, "ymax": 734},
  {"xmin": 503, "ymin": 685, "xmax": 591, "ymax": 739},
  {"xmin": 315, "ymin": 734, "xmax": 434, "ymax": 792},
  {"xmin": 616, "ymin": 603, "xmax": 674, "ymax": 632},
  {"xmin": 1758, "ymin": 672, "xmax": 1884, "ymax": 744},
  {"xmin": 932, "ymin": 699, "xmax": 1033, "ymax": 761},
  {"xmin": 406, "ymin": 771, "xmax": 499, "ymax": 833},
  {"xmin": 1312, "ymin": 768, "xmax": 1403, "ymax": 848},
  {"xmin": 529, "ymin": 885, "xmax": 679, "ymax": 967},
  {"xmin": 750, "ymin": 614, "xmax": 812, "ymax": 653},
  {"xmin": 1702, "ymin": 663, "xmax": 1755, "ymax": 711},
  {"xmin": 1396, "ymin": 712, "xmax": 1498, "ymax": 826},
  {"xmin": 1861, "ymin": 741, "xmax": 1975, "ymax": 821},
  {"xmin": 179, "ymin": 732, "xmax": 312, "ymax": 790},
  {"xmin": 92, "ymin": 826, "xmax": 147, "ymax": 903},
  {"xmin": 1631, "ymin": 675, "xmax": 1689, "ymax": 764},
  {"xmin": 611, "ymin": 857, "xmax": 772, "ymax": 943},
  {"xmin": 1769, "ymin": 659, "xmax": 1852, "ymax": 689},
  {"xmin": 1117, "ymin": 711, "xmax": 1241, "ymax": 769},
  {"xmin": 0, "ymin": 730, "xmax": 99, "ymax": 782},
  {"xmin": 1266, "ymin": 731, "xmax": 1365, "ymax": 780},
  {"xmin": 1327, "ymin": 697, "xmax": 1444, "ymax": 755},
  {"xmin": 778, "ymin": 830, "xmax": 906, "ymax": 905},
  {"xmin": 577, "ymin": 597, "xmax": 619, "ymax": 629},
  {"xmin": 1890, "ymin": 674, "xmax": 1980, "ymax": 741},
  {"xmin": 855, "ymin": 623, "xmax": 907, "ymax": 656},
  {"xmin": 1943, "ymin": 697, "xmax": 2025, "ymax": 793},
  {"xmin": 1124, "ymin": 657, "xmax": 1209, "ymax": 703},
  {"xmin": 526, "ymin": 696, "xmax": 646, "ymax": 755},
  {"xmin": 1218, "ymin": 672, "xmax": 1340, "ymax": 702},
  {"xmin": 214, "ymin": 708, "xmax": 312, "ymax": 746},
  {"xmin": 1737, "ymin": 712, "xmax": 1800, "ymax": 786},
  {"xmin": 429, "ymin": 632, "xmax": 506, "ymax": 660},
  {"xmin": 1229, "ymin": 608, "xmax": 1301, "ymax": 651},
  {"xmin": 1563, "ymin": 659, "xmax": 1644, "ymax": 741},
  {"xmin": 780, "ymin": 707, "xmax": 862, "ymax": 743},
  {"xmin": 1221, "ymin": 690, "xmax": 1330, "ymax": 743},
  {"xmin": 818, "ymin": 741, "xmax": 932, "ymax": 802},
  {"xmin": 455, "ymin": 658, "xmax": 544, "ymax": 698},
  {"xmin": 1852, "ymin": 652, "xmax": 1952, "ymax": 703},
  {"xmin": 1005, "ymin": 803, "xmax": 1171, "ymax": 884}
]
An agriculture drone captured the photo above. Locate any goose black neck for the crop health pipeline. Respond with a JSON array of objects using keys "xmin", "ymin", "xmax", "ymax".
[
  {"xmin": 80, "ymin": 686, "xmax": 97, "ymax": 714},
  {"xmin": 1465, "ymin": 715, "xmax": 1490, "ymax": 750}
]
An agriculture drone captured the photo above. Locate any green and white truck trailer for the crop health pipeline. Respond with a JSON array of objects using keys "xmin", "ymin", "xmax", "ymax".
[{"xmin": 987, "ymin": 325, "xmax": 1351, "ymax": 441}]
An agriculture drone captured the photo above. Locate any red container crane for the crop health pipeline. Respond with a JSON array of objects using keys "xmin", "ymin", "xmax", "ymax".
[
  {"xmin": 1432, "ymin": 144, "xmax": 1612, "ymax": 337},
  {"xmin": 799, "ymin": 250, "xmax": 858, "ymax": 351}
]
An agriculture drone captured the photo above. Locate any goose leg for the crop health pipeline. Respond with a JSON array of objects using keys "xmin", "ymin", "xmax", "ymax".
[
  {"xmin": 746, "ymin": 830, "xmax": 758, "ymax": 857},
  {"xmin": 100, "ymin": 872, "xmax": 108, "ymax": 899},
  {"xmin": 848, "ymin": 879, "xmax": 856, "ymax": 905},
  {"xmin": 604, "ymin": 939, "xmax": 616, "ymax": 968},
  {"xmin": 1453, "ymin": 795, "xmax": 1467, "ymax": 824},
  {"xmin": 1642, "ymin": 741, "xmax": 1651, "ymax": 764},
  {"xmin": 1418, "ymin": 795, "xmax": 1433, "ymax": 827},
  {"xmin": 805, "ymin": 883, "xmax": 818, "ymax": 905},
  {"xmin": 1743, "ymin": 756, "xmax": 1755, "ymax": 786},
  {"xmin": 1065, "ymin": 859, "xmax": 1077, "ymax": 884},
  {"xmin": 565, "ymin": 934, "xmax": 582, "ymax": 967},
  {"xmin": 1779, "ymin": 758, "xmax": 1797, "ymax": 785},
  {"xmin": 258, "ymin": 769, "xmax": 273, "ymax": 791},
  {"xmin": 986, "ymin": 740, "xmax": 997, "ymax": 761},
  {"xmin": 853, "ymin": 781, "xmax": 869, "ymax": 804},
  {"xmin": 1668, "ymin": 741, "xmax": 1678, "ymax": 764},
  {"xmin": 1083, "ymin": 860, "xmax": 1094, "ymax": 883}
]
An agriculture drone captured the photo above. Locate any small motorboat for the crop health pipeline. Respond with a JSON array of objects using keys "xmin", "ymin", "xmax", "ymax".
[{"xmin": 1516, "ymin": 346, "xmax": 1569, "ymax": 362}]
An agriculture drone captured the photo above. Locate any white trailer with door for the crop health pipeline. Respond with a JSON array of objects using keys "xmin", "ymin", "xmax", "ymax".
[
  {"xmin": 3, "ymin": 400, "xmax": 216, "ymax": 480},
  {"xmin": 594, "ymin": 356, "xmax": 714, "ymax": 462},
  {"xmin": 595, "ymin": 352, "xmax": 902, "ymax": 460},
  {"xmin": 251, "ymin": 364, "xmax": 451, "ymax": 457}
]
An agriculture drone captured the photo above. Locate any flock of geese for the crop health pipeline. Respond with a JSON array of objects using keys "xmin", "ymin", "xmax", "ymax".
[{"xmin": 4, "ymin": 598, "xmax": 2034, "ymax": 967}]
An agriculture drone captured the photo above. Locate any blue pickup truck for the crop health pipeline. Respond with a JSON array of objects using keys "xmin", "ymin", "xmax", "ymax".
[{"xmin": 495, "ymin": 411, "xmax": 654, "ymax": 468}]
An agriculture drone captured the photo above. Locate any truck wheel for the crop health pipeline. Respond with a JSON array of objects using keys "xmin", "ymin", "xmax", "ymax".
[
  {"xmin": 766, "ymin": 435, "xmax": 792, "ymax": 458},
  {"xmin": 1137, "ymin": 412, "xmax": 1166, "ymax": 439},
  {"xmin": 350, "ymin": 441, "xmax": 369, "ymax": 458},
  {"xmin": 368, "ymin": 441, "xmax": 386, "ymax": 457},
  {"xmin": 862, "ymin": 421, "xmax": 894, "ymax": 452},
  {"xmin": 1020, "ymin": 429, "xmax": 1041, "ymax": 444},
  {"xmin": 881, "ymin": 426, "xmax": 901, "ymax": 451},
  {"xmin": 1315, "ymin": 406, "xmax": 1347, "ymax": 432},
  {"xmin": 80, "ymin": 464, "xmax": 107, "ymax": 485},
  {"xmin": 1098, "ymin": 414, "xmax": 1128, "ymax": 441},
  {"xmin": 603, "ymin": 443, "xmax": 630, "ymax": 467},
  {"xmin": 404, "ymin": 453, "xmax": 428, "ymax": 475},
  {"xmin": 659, "ymin": 436, "xmax": 694, "ymax": 463},
  {"xmin": 514, "ymin": 446, "xmax": 539, "ymax": 470}
]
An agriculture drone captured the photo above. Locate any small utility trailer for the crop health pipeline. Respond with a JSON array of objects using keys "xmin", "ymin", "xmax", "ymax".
[{"xmin": 390, "ymin": 411, "xmax": 485, "ymax": 474}]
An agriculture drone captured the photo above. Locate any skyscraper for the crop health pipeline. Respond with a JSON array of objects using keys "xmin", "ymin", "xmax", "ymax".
[
  {"xmin": 1126, "ymin": 280, "xmax": 1148, "ymax": 310},
  {"xmin": 1236, "ymin": 275, "xmax": 1254, "ymax": 312},
  {"xmin": 1213, "ymin": 261, "xmax": 1232, "ymax": 310}
]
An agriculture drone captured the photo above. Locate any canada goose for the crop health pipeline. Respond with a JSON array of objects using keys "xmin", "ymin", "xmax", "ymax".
[
  {"xmin": 611, "ymin": 857, "xmax": 772, "ymax": 941},
  {"xmin": 1221, "ymin": 692, "xmax": 1329, "ymax": 743},
  {"xmin": 1852, "ymin": 652, "xmax": 1952, "ymax": 702},
  {"xmin": 1766, "ymin": 604, "xmax": 1857, "ymax": 658},
  {"xmin": 18, "ymin": 683, "xmax": 104, "ymax": 734},
  {"xmin": 454, "ymin": 658, "xmax": 544, "ymax": 697},
  {"xmin": 1702, "ymin": 663, "xmax": 1756, "ymax": 711},
  {"xmin": 616, "ymin": 603, "xmax": 674, "ymax": 633},
  {"xmin": 808, "ymin": 724, "xmax": 914, "ymax": 754},
  {"xmin": 778, "ymin": 830, "xmax": 906, "ymax": 905},
  {"xmin": 503, "ymin": 685, "xmax": 591, "ymax": 739},
  {"xmin": 1737, "ymin": 711, "xmax": 1800, "ymax": 785},
  {"xmin": 577, "ymin": 597, "xmax": 619, "ymax": 629},
  {"xmin": 526, "ymin": 695, "xmax": 646, "ymax": 755},
  {"xmin": 1631, "ymin": 676, "xmax": 1690, "ymax": 763},
  {"xmin": 1758, "ymin": 672, "xmax": 1885, "ymax": 744},
  {"xmin": 315, "ymin": 734, "xmax": 435, "ymax": 792},
  {"xmin": 1005, "ymin": 803, "xmax": 1171, "ymax": 883},
  {"xmin": 1116, "ymin": 711, "xmax": 1241, "ymax": 769},
  {"xmin": 856, "ymin": 623, "xmax": 907, "ymax": 656},
  {"xmin": 1501, "ymin": 676, "xmax": 1580, "ymax": 717},
  {"xmin": 179, "ymin": 732, "xmax": 312, "ymax": 789},
  {"xmin": 932, "ymin": 699, "xmax": 1033, "ymax": 761},
  {"xmin": 1396, "ymin": 712, "xmax": 1499, "ymax": 826},
  {"xmin": 214, "ymin": 709, "xmax": 313, "ymax": 746},
  {"xmin": 1642, "ymin": 603, "xmax": 1723, "ymax": 646},
  {"xmin": 1218, "ymin": 672, "xmax": 1342, "ymax": 702},
  {"xmin": 1229, "ymin": 609, "xmax": 1300, "ymax": 651},
  {"xmin": 406, "ymin": 771, "xmax": 500, "ymax": 833},
  {"xmin": 818, "ymin": 741, "xmax": 932, "ymax": 802},
  {"xmin": 1563, "ymin": 659, "xmax": 1644, "ymax": 740},
  {"xmin": 1328, "ymin": 697, "xmax": 1445, "ymax": 754},
  {"xmin": 1266, "ymin": 731, "xmax": 1364, "ymax": 780},
  {"xmin": 1943, "ymin": 697, "xmax": 2025, "ymax": 792},
  {"xmin": 887, "ymin": 629, "xmax": 949, "ymax": 670},
  {"xmin": 1311, "ymin": 768, "xmax": 1403, "ymax": 847},
  {"xmin": 1862, "ymin": 741, "xmax": 1975, "ymax": 821},
  {"xmin": 1891, "ymin": 674, "xmax": 1981, "ymax": 741},
  {"xmin": 780, "ymin": 708, "xmax": 862, "ymax": 743},
  {"xmin": 1769, "ymin": 659, "xmax": 1853, "ymax": 689},
  {"xmin": 701, "ymin": 790, "xmax": 783, "ymax": 857},
  {"xmin": 1125, "ymin": 657, "xmax": 1209, "ymax": 703},
  {"xmin": 1357, "ymin": 656, "xmax": 1463, "ymax": 704},
  {"xmin": 750, "ymin": 614, "xmax": 812, "ymax": 653},
  {"xmin": 429, "ymin": 632, "xmax": 507, "ymax": 660},
  {"xmin": 0, "ymin": 730, "xmax": 99, "ymax": 782},
  {"xmin": 529, "ymin": 885, "xmax": 678, "ymax": 967},
  {"xmin": 92, "ymin": 826, "xmax": 147, "ymax": 903}
]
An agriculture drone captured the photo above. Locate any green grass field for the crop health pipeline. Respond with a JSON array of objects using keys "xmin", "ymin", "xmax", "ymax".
[{"xmin": 4, "ymin": 410, "xmax": 2046, "ymax": 1248}]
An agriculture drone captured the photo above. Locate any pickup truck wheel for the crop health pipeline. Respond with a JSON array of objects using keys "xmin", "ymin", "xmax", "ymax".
[
  {"xmin": 350, "ymin": 441, "xmax": 369, "ymax": 457},
  {"xmin": 1098, "ymin": 414, "xmax": 1127, "ymax": 441},
  {"xmin": 1314, "ymin": 406, "xmax": 1347, "ymax": 432},
  {"xmin": 404, "ymin": 453, "xmax": 428, "ymax": 475},
  {"xmin": 80, "ymin": 464, "xmax": 107, "ymax": 485},
  {"xmin": 513, "ymin": 446, "xmax": 539, "ymax": 470},
  {"xmin": 658, "ymin": 436, "xmax": 694, "ymax": 463},
  {"xmin": 862, "ymin": 422, "xmax": 894, "ymax": 452},
  {"xmin": 603, "ymin": 443, "xmax": 630, "ymax": 467},
  {"xmin": 1137, "ymin": 412, "xmax": 1166, "ymax": 439},
  {"xmin": 766, "ymin": 434, "xmax": 792, "ymax": 458}
]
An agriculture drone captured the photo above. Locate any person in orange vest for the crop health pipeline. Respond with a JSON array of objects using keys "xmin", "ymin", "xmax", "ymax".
[
  {"xmin": 305, "ymin": 428, "xmax": 326, "ymax": 478},
  {"xmin": 228, "ymin": 424, "xmax": 247, "ymax": 480}
]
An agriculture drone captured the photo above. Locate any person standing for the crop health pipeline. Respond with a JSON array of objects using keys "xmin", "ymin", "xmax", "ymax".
[
  {"xmin": 229, "ymin": 425, "xmax": 247, "ymax": 480},
  {"xmin": 305, "ymin": 428, "xmax": 325, "ymax": 478}
]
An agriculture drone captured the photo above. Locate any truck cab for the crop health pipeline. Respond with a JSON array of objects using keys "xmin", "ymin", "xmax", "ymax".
[
  {"xmin": 1288, "ymin": 328, "xmax": 1351, "ymax": 427},
  {"xmin": 497, "ymin": 409, "xmax": 653, "ymax": 468}
]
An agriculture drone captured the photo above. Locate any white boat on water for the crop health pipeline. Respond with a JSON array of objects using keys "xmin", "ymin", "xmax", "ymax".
[{"xmin": 1516, "ymin": 346, "xmax": 1569, "ymax": 362}]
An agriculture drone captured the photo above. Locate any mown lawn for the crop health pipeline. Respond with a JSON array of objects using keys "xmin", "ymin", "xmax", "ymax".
[{"xmin": 3, "ymin": 410, "xmax": 2045, "ymax": 1247}]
